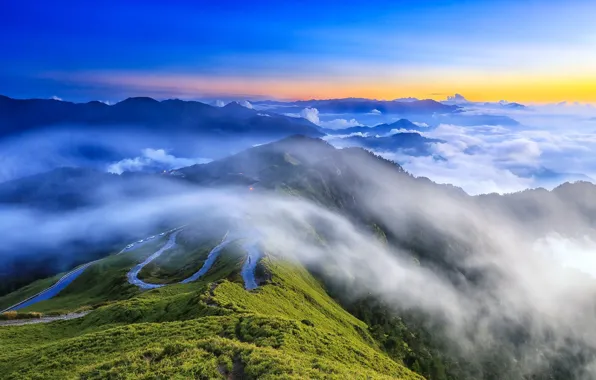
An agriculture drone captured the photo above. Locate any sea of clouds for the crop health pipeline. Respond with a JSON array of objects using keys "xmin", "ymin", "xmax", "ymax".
[{"xmin": 287, "ymin": 102, "xmax": 596, "ymax": 195}]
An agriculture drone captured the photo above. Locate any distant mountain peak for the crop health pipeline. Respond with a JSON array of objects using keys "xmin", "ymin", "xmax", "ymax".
[
  {"xmin": 393, "ymin": 97, "xmax": 419, "ymax": 102},
  {"xmin": 117, "ymin": 97, "xmax": 160, "ymax": 105}
]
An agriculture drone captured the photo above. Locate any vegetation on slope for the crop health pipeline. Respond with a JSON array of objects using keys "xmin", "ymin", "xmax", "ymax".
[
  {"xmin": 137, "ymin": 233, "xmax": 226, "ymax": 284},
  {"xmin": 0, "ymin": 273, "xmax": 63, "ymax": 311},
  {"xmin": 14, "ymin": 238, "xmax": 167, "ymax": 314},
  {"xmin": 0, "ymin": 246, "xmax": 420, "ymax": 379}
]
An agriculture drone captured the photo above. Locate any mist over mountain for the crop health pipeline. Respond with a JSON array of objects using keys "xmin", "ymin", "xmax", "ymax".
[
  {"xmin": 441, "ymin": 93, "xmax": 527, "ymax": 110},
  {"xmin": 253, "ymin": 98, "xmax": 458, "ymax": 115},
  {"xmin": 3, "ymin": 134, "xmax": 596, "ymax": 378},
  {"xmin": 4, "ymin": 0, "xmax": 596, "ymax": 378},
  {"xmin": 0, "ymin": 95, "xmax": 324, "ymax": 182},
  {"xmin": 1, "ymin": 95, "xmax": 596, "ymax": 380}
]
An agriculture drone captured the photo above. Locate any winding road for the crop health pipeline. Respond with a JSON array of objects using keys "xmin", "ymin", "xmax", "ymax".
[
  {"xmin": 126, "ymin": 231, "xmax": 263, "ymax": 291},
  {"xmin": 1, "ymin": 227, "xmax": 184, "ymax": 313},
  {"xmin": 240, "ymin": 241, "xmax": 263, "ymax": 290},
  {"xmin": 180, "ymin": 233, "xmax": 231, "ymax": 284},
  {"xmin": 1, "ymin": 261, "xmax": 96, "ymax": 313},
  {"xmin": 126, "ymin": 231, "xmax": 181, "ymax": 289},
  {"xmin": 2, "ymin": 227, "xmax": 263, "ymax": 315}
]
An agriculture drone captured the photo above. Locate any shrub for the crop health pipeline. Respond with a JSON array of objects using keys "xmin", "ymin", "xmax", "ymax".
[
  {"xmin": 0, "ymin": 311, "xmax": 43, "ymax": 320},
  {"xmin": 0, "ymin": 311, "xmax": 18, "ymax": 320}
]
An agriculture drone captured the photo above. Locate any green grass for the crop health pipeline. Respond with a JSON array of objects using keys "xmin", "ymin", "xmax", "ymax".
[
  {"xmin": 0, "ymin": 247, "xmax": 421, "ymax": 379},
  {"xmin": 0, "ymin": 273, "xmax": 63, "ymax": 311},
  {"xmin": 16, "ymin": 238, "xmax": 167, "ymax": 314},
  {"xmin": 137, "ymin": 235, "xmax": 224, "ymax": 284}
]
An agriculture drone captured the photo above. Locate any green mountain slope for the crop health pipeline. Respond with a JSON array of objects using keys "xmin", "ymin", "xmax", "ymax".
[
  {"xmin": 4, "ymin": 135, "xmax": 596, "ymax": 379},
  {"xmin": 0, "ymin": 242, "xmax": 421, "ymax": 379}
]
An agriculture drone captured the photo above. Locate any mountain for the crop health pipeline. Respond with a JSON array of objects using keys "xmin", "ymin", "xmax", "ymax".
[
  {"xmin": 431, "ymin": 112, "xmax": 520, "ymax": 126},
  {"xmin": 322, "ymin": 119, "xmax": 441, "ymax": 157},
  {"xmin": 323, "ymin": 118, "xmax": 425, "ymax": 135},
  {"xmin": 509, "ymin": 166, "xmax": 594, "ymax": 189},
  {"xmin": 253, "ymin": 98, "xmax": 459, "ymax": 115},
  {"xmin": 0, "ymin": 95, "xmax": 323, "ymax": 139},
  {"xmin": 0, "ymin": 95, "xmax": 326, "ymax": 182},
  {"xmin": 2, "ymin": 135, "xmax": 596, "ymax": 379},
  {"xmin": 440, "ymin": 93, "xmax": 527, "ymax": 110},
  {"xmin": 342, "ymin": 132, "xmax": 443, "ymax": 156},
  {"xmin": 393, "ymin": 97, "xmax": 420, "ymax": 102}
]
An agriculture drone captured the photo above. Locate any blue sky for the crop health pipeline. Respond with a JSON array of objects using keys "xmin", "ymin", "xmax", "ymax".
[{"xmin": 1, "ymin": 0, "xmax": 595, "ymax": 102}]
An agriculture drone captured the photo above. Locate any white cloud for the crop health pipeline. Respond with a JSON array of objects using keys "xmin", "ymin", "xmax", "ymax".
[
  {"xmin": 369, "ymin": 109, "xmax": 382, "ymax": 115},
  {"xmin": 320, "ymin": 118, "xmax": 361, "ymax": 129},
  {"xmin": 300, "ymin": 107, "xmax": 320, "ymax": 125},
  {"xmin": 107, "ymin": 148, "xmax": 211, "ymax": 174},
  {"xmin": 239, "ymin": 100, "xmax": 253, "ymax": 109},
  {"xmin": 358, "ymin": 103, "xmax": 596, "ymax": 194},
  {"xmin": 388, "ymin": 128, "xmax": 421, "ymax": 135},
  {"xmin": 443, "ymin": 93, "xmax": 469, "ymax": 104},
  {"xmin": 214, "ymin": 100, "xmax": 225, "ymax": 107},
  {"xmin": 412, "ymin": 121, "xmax": 429, "ymax": 128},
  {"xmin": 323, "ymin": 132, "xmax": 366, "ymax": 141},
  {"xmin": 535, "ymin": 234, "xmax": 596, "ymax": 278},
  {"xmin": 51, "ymin": 96, "xmax": 63, "ymax": 101}
]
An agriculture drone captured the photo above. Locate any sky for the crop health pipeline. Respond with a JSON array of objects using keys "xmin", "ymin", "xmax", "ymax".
[{"xmin": 1, "ymin": 0, "xmax": 596, "ymax": 102}]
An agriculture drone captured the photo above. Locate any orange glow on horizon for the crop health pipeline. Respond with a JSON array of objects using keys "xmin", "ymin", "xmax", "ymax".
[{"xmin": 50, "ymin": 71, "xmax": 596, "ymax": 104}]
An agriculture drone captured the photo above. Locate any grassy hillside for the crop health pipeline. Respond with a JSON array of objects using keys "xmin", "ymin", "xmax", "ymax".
[
  {"xmin": 137, "ymin": 234, "xmax": 225, "ymax": 284},
  {"xmin": 0, "ymin": 246, "xmax": 421, "ymax": 379},
  {"xmin": 11, "ymin": 238, "xmax": 166, "ymax": 314},
  {"xmin": 0, "ymin": 273, "xmax": 63, "ymax": 311}
]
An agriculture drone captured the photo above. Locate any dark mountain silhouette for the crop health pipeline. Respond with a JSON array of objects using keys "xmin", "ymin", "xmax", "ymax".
[
  {"xmin": 343, "ymin": 132, "xmax": 443, "ymax": 156},
  {"xmin": 0, "ymin": 95, "xmax": 323, "ymax": 139},
  {"xmin": 253, "ymin": 98, "xmax": 458, "ymax": 114},
  {"xmin": 323, "ymin": 118, "xmax": 425, "ymax": 135}
]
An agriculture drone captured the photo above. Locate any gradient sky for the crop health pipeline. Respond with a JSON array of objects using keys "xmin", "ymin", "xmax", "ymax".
[{"xmin": 1, "ymin": 0, "xmax": 595, "ymax": 102}]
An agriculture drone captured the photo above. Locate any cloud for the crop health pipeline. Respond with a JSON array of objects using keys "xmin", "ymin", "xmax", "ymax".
[
  {"xmin": 239, "ymin": 100, "xmax": 253, "ymax": 109},
  {"xmin": 443, "ymin": 93, "xmax": 469, "ymax": 104},
  {"xmin": 3, "ymin": 139, "xmax": 596, "ymax": 376},
  {"xmin": 51, "ymin": 96, "xmax": 63, "ymax": 101},
  {"xmin": 214, "ymin": 100, "xmax": 226, "ymax": 107},
  {"xmin": 107, "ymin": 148, "xmax": 211, "ymax": 174},
  {"xmin": 368, "ymin": 109, "xmax": 382, "ymax": 115},
  {"xmin": 322, "ymin": 132, "xmax": 366, "ymax": 141},
  {"xmin": 320, "ymin": 118, "xmax": 361, "ymax": 129},
  {"xmin": 300, "ymin": 107, "xmax": 320, "ymax": 125},
  {"xmin": 412, "ymin": 121, "xmax": 429, "ymax": 128},
  {"xmin": 357, "ymin": 101, "xmax": 596, "ymax": 194},
  {"xmin": 388, "ymin": 128, "xmax": 423, "ymax": 135}
]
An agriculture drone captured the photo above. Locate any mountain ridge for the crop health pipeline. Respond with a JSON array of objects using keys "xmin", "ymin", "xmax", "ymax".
[{"xmin": 0, "ymin": 95, "xmax": 323, "ymax": 139}]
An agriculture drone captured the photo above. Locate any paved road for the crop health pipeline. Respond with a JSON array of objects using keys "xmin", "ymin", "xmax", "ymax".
[
  {"xmin": 180, "ymin": 233, "xmax": 231, "ymax": 284},
  {"xmin": 3, "ymin": 225, "xmax": 263, "ymax": 314},
  {"xmin": 0, "ymin": 311, "xmax": 90, "ymax": 327},
  {"xmin": 2, "ymin": 262, "xmax": 96, "ymax": 313},
  {"xmin": 117, "ymin": 226, "xmax": 183, "ymax": 255},
  {"xmin": 240, "ymin": 241, "xmax": 263, "ymax": 290},
  {"xmin": 126, "ymin": 231, "xmax": 180, "ymax": 289},
  {"xmin": 127, "ymin": 230, "xmax": 263, "ymax": 290},
  {"xmin": 126, "ymin": 231, "xmax": 237, "ymax": 288},
  {"xmin": 2, "ymin": 227, "xmax": 183, "ymax": 312}
]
